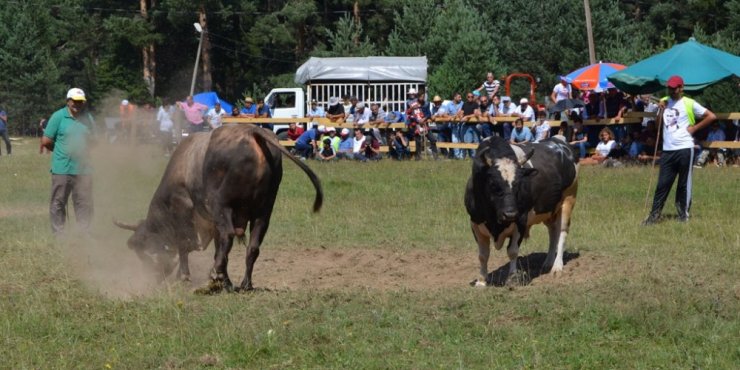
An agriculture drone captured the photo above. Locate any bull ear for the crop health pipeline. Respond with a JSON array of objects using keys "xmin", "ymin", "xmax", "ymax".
[
  {"xmin": 474, "ymin": 146, "xmax": 494, "ymax": 167},
  {"xmin": 113, "ymin": 218, "xmax": 142, "ymax": 231},
  {"xmin": 521, "ymin": 167, "xmax": 538, "ymax": 178}
]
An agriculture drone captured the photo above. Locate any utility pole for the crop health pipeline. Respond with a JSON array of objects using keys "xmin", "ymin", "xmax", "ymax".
[
  {"xmin": 190, "ymin": 22, "xmax": 204, "ymax": 97},
  {"xmin": 584, "ymin": 0, "xmax": 596, "ymax": 64}
]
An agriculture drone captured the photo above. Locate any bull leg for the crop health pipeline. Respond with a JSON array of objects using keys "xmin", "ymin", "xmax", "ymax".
[
  {"xmin": 177, "ymin": 248, "xmax": 191, "ymax": 281},
  {"xmin": 550, "ymin": 193, "xmax": 577, "ymax": 275},
  {"xmin": 543, "ymin": 219, "xmax": 560, "ymax": 272},
  {"xmin": 506, "ymin": 228, "xmax": 521, "ymax": 278},
  {"xmin": 470, "ymin": 222, "xmax": 491, "ymax": 287},
  {"xmin": 210, "ymin": 207, "xmax": 236, "ymax": 292},
  {"xmin": 239, "ymin": 217, "xmax": 270, "ymax": 291}
]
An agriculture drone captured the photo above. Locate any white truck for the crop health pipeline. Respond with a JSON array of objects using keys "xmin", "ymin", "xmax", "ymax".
[{"xmin": 264, "ymin": 56, "xmax": 427, "ymax": 135}]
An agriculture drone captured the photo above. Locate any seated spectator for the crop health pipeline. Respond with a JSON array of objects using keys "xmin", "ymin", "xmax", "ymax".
[
  {"xmin": 307, "ymin": 99, "xmax": 325, "ymax": 118},
  {"xmin": 351, "ymin": 128, "xmax": 366, "ymax": 158},
  {"xmin": 326, "ymin": 126, "xmax": 340, "ymax": 152},
  {"xmin": 342, "ymin": 95, "xmax": 353, "ymax": 114},
  {"xmin": 531, "ymin": 110, "xmax": 550, "ymax": 143},
  {"xmin": 554, "ymin": 120, "xmax": 571, "ymax": 140},
  {"xmin": 514, "ymin": 98, "xmax": 535, "ymax": 122},
  {"xmin": 476, "ymin": 95, "xmax": 495, "ymax": 139},
  {"xmin": 455, "ymin": 92, "xmax": 480, "ymax": 158},
  {"xmin": 695, "ymin": 122, "xmax": 727, "ymax": 167},
  {"xmin": 569, "ymin": 117, "xmax": 590, "ymax": 158},
  {"xmin": 294, "ymin": 124, "xmax": 325, "ymax": 160},
  {"xmin": 510, "ymin": 118, "xmax": 533, "ymax": 144},
  {"xmin": 357, "ymin": 133, "xmax": 382, "ymax": 162},
  {"xmin": 256, "ymin": 98, "xmax": 273, "ymax": 131},
  {"xmin": 390, "ymin": 129, "xmax": 411, "ymax": 160},
  {"xmin": 336, "ymin": 128, "xmax": 354, "ymax": 160},
  {"xmin": 231, "ymin": 106, "xmax": 241, "ymax": 117},
  {"xmin": 326, "ymin": 97, "xmax": 346, "ymax": 122},
  {"xmin": 206, "ymin": 101, "xmax": 227, "ymax": 130},
  {"xmin": 498, "ymin": 96, "xmax": 518, "ymax": 141},
  {"xmin": 317, "ymin": 138, "xmax": 336, "ymax": 161},
  {"xmin": 582, "ymin": 127, "xmax": 617, "ymax": 165},
  {"xmin": 279, "ymin": 122, "xmax": 304, "ymax": 141}
]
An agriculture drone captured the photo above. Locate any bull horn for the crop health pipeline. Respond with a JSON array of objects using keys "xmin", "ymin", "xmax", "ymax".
[{"xmin": 112, "ymin": 218, "xmax": 141, "ymax": 231}]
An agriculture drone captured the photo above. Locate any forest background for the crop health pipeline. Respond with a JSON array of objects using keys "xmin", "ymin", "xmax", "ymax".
[{"xmin": 0, "ymin": 0, "xmax": 738, "ymax": 134}]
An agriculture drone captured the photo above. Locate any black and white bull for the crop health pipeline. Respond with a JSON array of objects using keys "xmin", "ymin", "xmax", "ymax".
[
  {"xmin": 114, "ymin": 125, "xmax": 323, "ymax": 292},
  {"xmin": 464, "ymin": 135, "xmax": 578, "ymax": 286}
]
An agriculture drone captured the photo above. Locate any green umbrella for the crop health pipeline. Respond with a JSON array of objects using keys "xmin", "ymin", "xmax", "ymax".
[{"xmin": 608, "ymin": 38, "xmax": 740, "ymax": 94}]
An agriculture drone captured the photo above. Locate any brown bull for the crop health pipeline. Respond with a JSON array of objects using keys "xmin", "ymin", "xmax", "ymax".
[{"xmin": 115, "ymin": 125, "xmax": 323, "ymax": 292}]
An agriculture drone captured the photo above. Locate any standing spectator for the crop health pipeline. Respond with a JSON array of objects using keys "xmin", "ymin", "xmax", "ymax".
[
  {"xmin": 231, "ymin": 106, "xmax": 241, "ymax": 117},
  {"xmin": 307, "ymin": 99, "xmax": 325, "ymax": 118},
  {"xmin": 406, "ymin": 100, "xmax": 439, "ymax": 160},
  {"xmin": 514, "ymin": 98, "xmax": 536, "ymax": 122},
  {"xmin": 326, "ymin": 97, "xmax": 346, "ymax": 122},
  {"xmin": 256, "ymin": 98, "xmax": 273, "ymax": 131},
  {"xmin": 317, "ymin": 138, "xmax": 336, "ymax": 161},
  {"xmin": 510, "ymin": 118, "xmax": 533, "ymax": 144},
  {"xmin": 406, "ymin": 88, "xmax": 419, "ymax": 109},
  {"xmin": 550, "ymin": 76, "xmax": 572, "ymax": 104},
  {"xmin": 240, "ymin": 97, "xmax": 257, "ymax": 117},
  {"xmin": 206, "ymin": 101, "xmax": 227, "ymax": 130},
  {"xmin": 498, "ymin": 96, "xmax": 518, "ymax": 141},
  {"xmin": 569, "ymin": 116, "xmax": 590, "ymax": 158},
  {"xmin": 602, "ymin": 88, "xmax": 630, "ymax": 142},
  {"xmin": 476, "ymin": 72, "xmax": 500, "ymax": 98},
  {"xmin": 445, "ymin": 92, "xmax": 464, "ymax": 159},
  {"xmin": 694, "ymin": 122, "xmax": 727, "ymax": 167},
  {"xmin": 431, "ymin": 95, "xmax": 451, "ymax": 156},
  {"xmin": 41, "ymin": 88, "xmax": 94, "ymax": 236},
  {"xmin": 353, "ymin": 102, "xmax": 371, "ymax": 127},
  {"xmin": 342, "ymin": 95, "xmax": 353, "ymax": 116},
  {"xmin": 0, "ymin": 110, "xmax": 11, "ymax": 156},
  {"xmin": 643, "ymin": 76, "xmax": 717, "ymax": 225},
  {"xmin": 531, "ymin": 110, "xmax": 551, "ymax": 143},
  {"xmin": 156, "ymin": 100, "xmax": 176, "ymax": 155},
  {"xmin": 119, "ymin": 99, "xmax": 136, "ymax": 141},
  {"xmin": 456, "ymin": 92, "xmax": 480, "ymax": 159},
  {"xmin": 475, "ymin": 95, "xmax": 495, "ymax": 139},
  {"xmin": 337, "ymin": 128, "xmax": 354, "ymax": 160},
  {"xmin": 177, "ymin": 95, "xmax": 208, "ymax": 134}
]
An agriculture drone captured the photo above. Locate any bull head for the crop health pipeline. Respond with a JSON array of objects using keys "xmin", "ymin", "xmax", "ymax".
[
  {"xmin": 113, "ymin": 218, "xmax": 177, "ymax": 278},
  {"xmin": 474, "ymin": 145, "xmax": 537, "ymax": 224}
]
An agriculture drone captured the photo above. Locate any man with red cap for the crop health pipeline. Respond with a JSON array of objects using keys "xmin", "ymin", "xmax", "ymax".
[{"xmin": 643, "ymin": 75, "xmax": 717, "ymax": 225}]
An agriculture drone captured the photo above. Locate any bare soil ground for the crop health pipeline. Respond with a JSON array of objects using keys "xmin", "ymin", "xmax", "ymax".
[{"xmin": 185, "ymin": 246, "xmax": 609, "ymax": 292}]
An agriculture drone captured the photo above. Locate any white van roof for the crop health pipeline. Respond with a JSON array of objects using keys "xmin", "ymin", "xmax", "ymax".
[{"xmin": 295, "ymin": 56, "xmax": 427, "ymax": 84}]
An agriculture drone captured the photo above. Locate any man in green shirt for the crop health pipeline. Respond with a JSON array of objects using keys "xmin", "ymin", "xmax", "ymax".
[{"xmin": 41, "ymin": 88, "xmax": 94, "ymax": 236}]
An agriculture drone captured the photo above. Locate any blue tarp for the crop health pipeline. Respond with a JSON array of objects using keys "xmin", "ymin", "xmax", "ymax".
[{"xmin": 193, "ymin": 92, "xmax": 234, "ymax": 113}]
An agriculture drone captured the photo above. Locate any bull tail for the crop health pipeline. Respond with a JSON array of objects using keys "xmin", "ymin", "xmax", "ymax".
[{"xmin": 251, "ymin": 128, "xmax": 323, "ymax": 213}]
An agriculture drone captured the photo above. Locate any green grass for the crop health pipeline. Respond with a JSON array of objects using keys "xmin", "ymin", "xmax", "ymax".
[{"xmin": 1, "ymin": 138, "xmax": 739, "ymax": 369}]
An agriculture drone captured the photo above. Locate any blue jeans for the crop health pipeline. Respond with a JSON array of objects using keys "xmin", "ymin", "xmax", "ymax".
[
  {"xmin": 476, "ymin": 122, "xmax": 492, "ymax": 139},
  {"xmin": 572, "ymin": 142, "xmax": 591, "ymax": 158},
  {"xmin": 451, "ymin": 123, "xmax": 464, "ymax": 159},
  {"xmin": 502, "ymin": 122, "xmax": 512, "ymax": 141},
  {"xmin": 294, "ymin": 142, "xmax": 313, "ymax": 158},
  {"xmin": 461, "ymin": 124, "xmax": 479, "ymax": 158}
]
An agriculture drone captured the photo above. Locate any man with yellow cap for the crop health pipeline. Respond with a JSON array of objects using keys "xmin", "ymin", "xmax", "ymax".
[{"xmin": 41, "ymin": 88, "xmax": 95, "ymax": 236}]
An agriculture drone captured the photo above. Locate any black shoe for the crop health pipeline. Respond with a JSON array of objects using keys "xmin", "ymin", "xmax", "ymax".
[{"xmin": 641, "ymin": 213, "xmax": 661, "ymax": 226}]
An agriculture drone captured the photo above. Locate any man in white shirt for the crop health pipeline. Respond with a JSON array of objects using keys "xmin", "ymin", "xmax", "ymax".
[
  {"xmin": 643, "ymin": 75, "xmax": 716, "ymax": 225},
  {"xmin": 550, "ymin": 76, "xmax": 572, "ymax": 103},
  {"xmin": 206, "ymin": 101, "xmax": 227, "ymax": 130},
  {"xmin": 514, "ymin": 98, "xmax": 535, "ymax": 122}
]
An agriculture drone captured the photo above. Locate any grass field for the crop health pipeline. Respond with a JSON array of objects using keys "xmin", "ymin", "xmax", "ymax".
[{"xmin": 1, "ymin": 137, "xmax": 739, "ymax": 369}]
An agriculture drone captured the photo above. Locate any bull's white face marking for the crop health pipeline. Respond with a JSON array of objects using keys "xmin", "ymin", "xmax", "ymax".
[{"xmin": 494, "ymin": 158, "xmax": 517, "ymax": 188}]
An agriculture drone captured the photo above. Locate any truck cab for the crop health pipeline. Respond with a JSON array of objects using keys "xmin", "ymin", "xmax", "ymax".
[{"xmin": 264, "ymin": 87, "xmax": 305, "ymax": 135}]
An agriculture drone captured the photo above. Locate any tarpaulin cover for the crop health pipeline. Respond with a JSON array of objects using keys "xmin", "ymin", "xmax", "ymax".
[
  {"xmin": 295, "ymin": 57, "xmax": 428, "ymax": 84},
  {"xmin": 193, "ymin": 92, "xmax": 234, "ymax": 113}
]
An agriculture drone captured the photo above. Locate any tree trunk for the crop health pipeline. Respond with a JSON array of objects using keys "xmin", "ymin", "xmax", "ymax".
[
  {"xmin": 199, "ymin": 6, "xmax": 213, "ymax": 92},
  {"xmin": 353, "ymin": 1, "xmax": 360, "ymax": 47},
  {"xmin": 141, "ymin": 0, "xmax": 156, "ymax": 97}
]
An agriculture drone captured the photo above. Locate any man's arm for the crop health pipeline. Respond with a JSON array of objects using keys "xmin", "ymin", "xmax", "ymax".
[{"xmin": 687, "ymin": 109, "xmax": 717, "ymax": 135}]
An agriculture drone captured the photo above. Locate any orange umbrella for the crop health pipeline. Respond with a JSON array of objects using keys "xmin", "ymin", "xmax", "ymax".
[{"xmin": 565, "ymin": 62, "xmax": 626, "ymax": 91}]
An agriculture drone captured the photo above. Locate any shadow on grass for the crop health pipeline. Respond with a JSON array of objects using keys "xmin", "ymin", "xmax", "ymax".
[{"xmin": 487, "ymin": 251, "xmax": 580, "ymax": 287}]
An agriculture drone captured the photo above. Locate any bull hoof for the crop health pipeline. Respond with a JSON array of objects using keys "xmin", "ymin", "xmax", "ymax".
[
  {"xmin": 469, "ymin": 279, "xmax": 488, "ymax": 287},
  {"xmin": 505, "ymin": 270, "xmax": 530, "ymax": 287},
  {"xmin": 193, "ymin": 279, "xmax": 233, "ymax": 295}
]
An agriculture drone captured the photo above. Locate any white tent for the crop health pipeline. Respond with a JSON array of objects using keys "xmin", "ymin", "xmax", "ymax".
[{"xmin": 295, "ymin": 56, "xmax": 428, "ymax": 84}]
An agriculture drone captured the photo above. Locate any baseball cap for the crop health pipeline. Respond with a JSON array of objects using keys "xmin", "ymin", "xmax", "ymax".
[
  {"xmin": 356, "ymin": 102, "xmax": 365, "ymax": 109},
  {"xmin": 432, "ymin": 95, "xmax": 442, "ymax": 103},
  {"xmin": 407, "ymin": 88, "xmax": 417, "ymax": 95},
  {"xmin": 244, "ymin": 97, "xmax": 254, "ymax": 103},
  {"xmin": 67, "ymin": 88, "xmax": 86, "ymax": 101},
  {"xmin": 667, "ymin": 75, "xmax": 684, "ymax": 88},
  {"xmin": 502, "ymin": 96, "xmax": 511, "ymax": 102},
  {"xmin": 472, "ymin": 90, "xmax": 481, "ymax": 97},
  {"xmin": 329, "ymin": 97, "xmax": 340, "ymax": 106},
  {"xmin": 121, "ymin": 99, "xmax": 129, "ymax": 106},
  {"xmin": 341, "ymin": 128, "xmax": 350, "ymax": 135},
  {"xmin": 520, "ymin": 98, "xmax": 529, "ymax": 104},
  {"xmin": 328, "ymin": 126, "xmax": 336, "ymax": 132},
  {"xmin": 317, "ymin": 125, "xmax": 326, "ymax": 132}
]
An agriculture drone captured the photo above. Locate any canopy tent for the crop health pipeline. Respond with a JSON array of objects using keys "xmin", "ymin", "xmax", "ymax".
[
  {"xmin": 295, "ymin": 56, "xmax": 428, "ymax": 84},
  {"xmin": 608, "ymin": 38, "xmax": 740, "ymax": 94},
  {"xmin": 193, "ymin": 92, "xmax": 234, "ymax": 113}
]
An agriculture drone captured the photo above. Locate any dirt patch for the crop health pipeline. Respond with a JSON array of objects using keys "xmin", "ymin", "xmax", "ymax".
[{"xmin": 184, "ymin": 246, "xmax": 612, "ymax": 292}]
